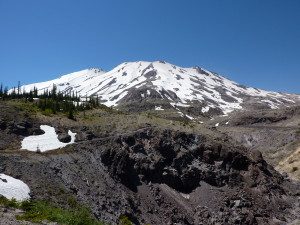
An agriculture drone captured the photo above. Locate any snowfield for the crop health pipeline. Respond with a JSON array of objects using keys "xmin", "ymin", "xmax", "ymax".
[
  {"xmin": 0, "ymin": 174, "xmax": 30, "ymax": 201},
  {"xmin": 13, "ymin": 61, "xmax": 300, "ymax": 115},
  {"xmin": 21, "ymin": 125, "xmax": 76, "ymax": 152}
]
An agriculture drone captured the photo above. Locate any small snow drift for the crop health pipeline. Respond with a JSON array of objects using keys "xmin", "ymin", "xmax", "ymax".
[
  {"xmin": 21, "ymin": 125, "xmax": 76, "ymax": 152},
  {"xmin": 155, "ymin": 106, "xmax": 164, "ymax": 111},
  {"xmin": 0, "ymin": 174, "xmax": 30, "ymax": 201}
]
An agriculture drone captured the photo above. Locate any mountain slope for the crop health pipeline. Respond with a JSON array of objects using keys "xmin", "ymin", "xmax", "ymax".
[{"xmin": 18, "ymin": 61, "xmax": 300, "ymax": 116}]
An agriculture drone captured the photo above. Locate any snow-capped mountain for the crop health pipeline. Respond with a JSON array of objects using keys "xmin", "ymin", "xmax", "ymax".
[{"xmin": 18, "ymin": 61, "xmax": 300, "ymax": 116}]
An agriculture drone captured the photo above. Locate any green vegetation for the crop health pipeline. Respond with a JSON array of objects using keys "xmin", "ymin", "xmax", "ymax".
[
  {"xmin": 0, "ymin": 197, "xmax": 20, "ymax": 208},
  {"xmin": 0, "ymin": 82, "xmax": 106, "ymax": 119},
  {"xmin": 292, "ymin": 166, "xmax": 298, "ymax": 172},
  {"xmin": 0, "ymin": 196, "xmax": 106, "ymax": 225},
  {"xmin": 118, "ymin": 215, "xmax": 133, "ymax": 225}
]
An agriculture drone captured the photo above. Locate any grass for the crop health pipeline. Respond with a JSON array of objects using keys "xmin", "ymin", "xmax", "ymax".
[
  {"xmin": 0, "ymin": 196, "xmax": 106, "ymax": 225},
  {"xmin": 292, "ymin": 166, "xmax": 298, "ymax": 172}
]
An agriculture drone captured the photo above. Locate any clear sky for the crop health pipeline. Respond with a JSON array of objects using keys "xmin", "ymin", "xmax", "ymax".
[{"xmin": 0, "ymin": 0, "xmax": 299, "ymax": 93}]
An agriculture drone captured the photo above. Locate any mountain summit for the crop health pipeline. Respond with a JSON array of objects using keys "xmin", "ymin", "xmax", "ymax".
[{"xmin": 19, "ymin": 61, "xmax": 300, "ymax": 116}]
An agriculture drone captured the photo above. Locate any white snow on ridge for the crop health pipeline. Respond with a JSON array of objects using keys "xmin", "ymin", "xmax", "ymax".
[
  {"xmin": 0, "ymin": 174, "xmax": 30, "ymax": 201},
  {"xmin": 16, "ymin": 69, "xmax": 107, "ymax": 95},
  {"xmin": 21, "ymin": 125, "xmax": 76, "ymax": 152},
  {"xmin": 14, "ymin": 61, "xmax": 300, "ymax": 115}
]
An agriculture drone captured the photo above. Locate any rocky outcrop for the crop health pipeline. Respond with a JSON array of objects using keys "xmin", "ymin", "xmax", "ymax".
[{"xmin": 97, "ymin": 128, "xmax": 297, "ymax": 224}]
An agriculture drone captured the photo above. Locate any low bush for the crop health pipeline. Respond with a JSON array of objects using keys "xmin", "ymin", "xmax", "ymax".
[{"xmin": 0, "ymin": 196, "xmax": 105, "ymax": 225}]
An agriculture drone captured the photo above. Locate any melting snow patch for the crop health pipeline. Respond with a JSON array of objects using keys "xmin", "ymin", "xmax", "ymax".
[
  {"xmin": 201, "ymin": 106, "xmax": 210, "ymax": 113},
  {"xmin": 215, "ymin": 123, "xmax": 219, "ymax": 127},
  {"xmin": 147, "ymin": 90, "xmax": 151, "ymax": 95},
  {"xmin": 261, "ymin": 100, "xmax": 279, "ymax": 109},
  {"xmin": 155, "ymin": 106, "xmax": 164, "ymax": 111},
  {"xmin": 141, "ymin": 93, "xmax": 145, "ymax": 98},
  {"xmin": 0, "ymin": 174, "xmax": 30, "ymax": 201},
  {"xmin": 178, "ymin": 111, "xmax": 184, "ymax": 117},
  {"xmin": 21, "ymin": 125, "xmax": 76, "ymax": 152},
  {"xmin": 225, "ymin": 121, "xmax": 229, "ymax": 125},
  {"xmin": 170, "ymin": 102, "xmax": 189, "ymax": 108},
  {"xmin": 176, "ymin": 102, "xmax": 189, "ymax": 107},
  {"xmin": 186, "ymin": 114, "xmax": 194, "ymax": 120}
]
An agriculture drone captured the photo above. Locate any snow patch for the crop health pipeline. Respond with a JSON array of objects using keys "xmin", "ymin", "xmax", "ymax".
[
  {"xmin": 261, "ymin": 100, "xmax": 279, "ymax": 109},
  {"xmin": 155, "ymin": 106, "xmax": 164, "ymax": 111},
  {"xmin": 186, "ymin": 114, "xmax": 194, "ymax": 120},
  {"xmin": 178, "ymin": 111, "xmax": 184, "ymax": 117},
  {"xmin": 201, "ymin": 106, "xmax": 210, "ymax": 113},
  {"xmin": 21, "ymin": 125, "xmax": 76, "ymax": 152},
  {"xmin": 0, "ymin": 174, "xmax": 30, "ymax": 201}
]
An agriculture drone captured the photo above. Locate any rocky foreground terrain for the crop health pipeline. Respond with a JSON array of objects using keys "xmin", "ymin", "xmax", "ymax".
[{"xmin": 1, "ymin": 100, "xmax": 300, "ymax": 224}]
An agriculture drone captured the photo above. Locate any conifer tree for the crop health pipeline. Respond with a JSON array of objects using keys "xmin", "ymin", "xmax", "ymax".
[
  {"xmin": 0, "ymin": 82, "xmax": 3, "ymax": 97},
  {"xmin": 17, "ymin": 81, "xmax": 21, "ymax": 96}
]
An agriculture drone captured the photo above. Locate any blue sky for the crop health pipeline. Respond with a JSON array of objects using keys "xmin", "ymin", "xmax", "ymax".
[{"xmin": 0, "ymin": 0, "xmax": 299, "ymax": 93}]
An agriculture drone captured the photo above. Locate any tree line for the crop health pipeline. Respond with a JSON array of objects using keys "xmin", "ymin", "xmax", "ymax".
[{"xmin": 0, "ymin": 82, "xmax": 102, "ymax": 120}]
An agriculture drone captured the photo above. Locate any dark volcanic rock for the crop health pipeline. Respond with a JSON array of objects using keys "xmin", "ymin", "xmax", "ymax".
[
  {"xmin": 33, "ymin": 128, "xmax": 45, "ymax": 135},
  {"xmin": 0, "ymin": 120, "xmax": 7, "ymax": 130},
  {"xmin": 58, "ymin": 133, "xmax": 71, "ymax": 143},
  {"xmin": 0, "ymin": 123, "xmax": 299, "ymax": 224}
]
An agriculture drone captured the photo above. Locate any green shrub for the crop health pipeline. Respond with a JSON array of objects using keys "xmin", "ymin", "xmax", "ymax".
[
  {"xmin": 0, "ymin": 197, "xmax": 20, "ymax": 208},
  {"xmin": 118, "ymin": 215, "xmax": 133, "ymax": 225},
  {"xmin": 292, "ymin": 167, "xmax": 298, "ymax": 172},
  {"xmin": 42, "ymin": 108, "xmax": 53, "ymax": 116},
  {"xmin": 1, "ymin": 196, "xmax": 105, "ymax": 225},
  {"xmin": 17, "ymin": 201, "xmax": 105, "ymax": 225}
]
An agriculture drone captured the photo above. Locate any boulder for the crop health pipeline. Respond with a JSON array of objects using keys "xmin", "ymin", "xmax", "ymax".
[{"xmin": 58, "ymin": 133, "xmax": 71, "ymax": 143}]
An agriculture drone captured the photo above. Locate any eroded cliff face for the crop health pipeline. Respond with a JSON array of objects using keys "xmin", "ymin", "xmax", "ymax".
[{"xmin": 1, "ymin": 125, "xmax": 299, "ymax": 224}]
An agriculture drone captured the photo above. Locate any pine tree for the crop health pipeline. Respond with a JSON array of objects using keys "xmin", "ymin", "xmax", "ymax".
[
  {"xmin": 33, "ymin": 86, "xmax": 38, "ymax": 98},
  {"xmin": 0, "ymin": 82, "xmax": 3, "ymax": 97},
  {"xmin": 68, "ymin": 107, "xmax": 74, "ymax": 120},
  {"xmin": 3, "ymin": 86, "xmax": 8, "ymax": 100},
  {"xmin": 51, "ymin": 84, "xmax": 57, "ymax": 100},
  {"xmin": 18, "ymin": 81, "xmax": 21, "ymax": 96}
]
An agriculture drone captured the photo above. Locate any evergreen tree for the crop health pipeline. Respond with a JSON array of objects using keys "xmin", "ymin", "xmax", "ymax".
[
  {"xmin": 68, "ymin": 107, "xmax": 74, "ymax": 120},
  {"xmin": 51, "ymin": 84, "xmax": 57, "ymax": 100},
  {"xmin": 3, "ymin": 86, "xmax": 8, "ymax": 100},
  {"xmin": 17, "ymin": 81, "xmax": 21, "ymax": 96},
  {"xmin": 0, "ymin": 82, "xmax": 3, "ymax": 97},
  {"xmin": 33, "ymin": 86, "xmax": 38, "ymax": 98}
]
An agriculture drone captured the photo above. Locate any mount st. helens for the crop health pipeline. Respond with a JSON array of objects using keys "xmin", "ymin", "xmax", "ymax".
[
  {"xmin": 18, "ymin": 61, "xmax": 300, "ymax": 117},
  {"xmin": 2, "ymin": 61, "xmax": 300, "ymax": 224}
]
